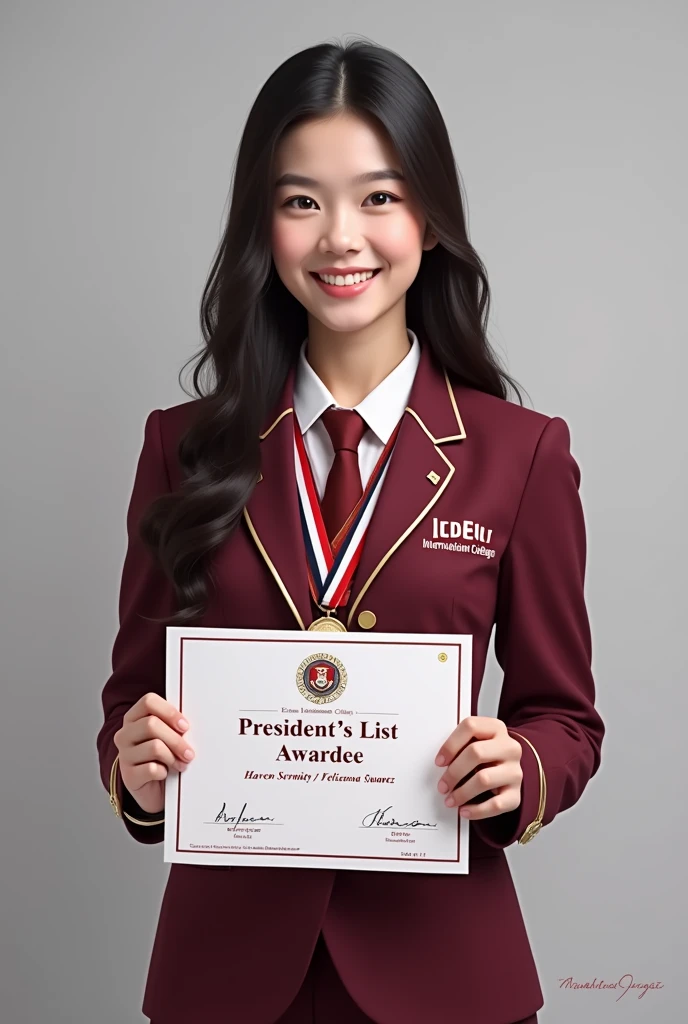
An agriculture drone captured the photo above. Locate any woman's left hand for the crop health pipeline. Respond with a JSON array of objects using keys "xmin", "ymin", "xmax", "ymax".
[{"xmin": 435, "ymin": 716, "xmax": 523, "ymax": 819}]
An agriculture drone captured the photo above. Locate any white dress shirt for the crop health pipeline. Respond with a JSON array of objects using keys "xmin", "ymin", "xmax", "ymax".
[{"xmin": 293, "ymin": 328, "xmax": 421, "ymax": 499}]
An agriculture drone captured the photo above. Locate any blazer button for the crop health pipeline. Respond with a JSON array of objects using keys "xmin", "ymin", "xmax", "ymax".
[{"xmin": 358, "ymin": 610, "xmax": 376, "ymax": 630}]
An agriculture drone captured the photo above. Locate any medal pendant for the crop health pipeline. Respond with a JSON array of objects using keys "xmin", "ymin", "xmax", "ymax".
[{"xmin": 307, "ymin": 615, "xmax": 347, "ymax": 633}]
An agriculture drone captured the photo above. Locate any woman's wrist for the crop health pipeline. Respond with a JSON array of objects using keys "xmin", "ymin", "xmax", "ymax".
[{"xmin": 121, "ymin": 774, "xmax": 165, "ymax": 822}]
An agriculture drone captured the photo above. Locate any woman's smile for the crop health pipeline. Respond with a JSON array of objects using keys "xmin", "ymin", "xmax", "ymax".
[{"xmin": 309, "ymin": 266, "xmax": 382, "ymax": 298}]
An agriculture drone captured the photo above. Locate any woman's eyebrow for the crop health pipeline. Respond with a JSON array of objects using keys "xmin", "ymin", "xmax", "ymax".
[{"xmin": 274, "ymin": 168, "xmax": 405, "ymax": 188}]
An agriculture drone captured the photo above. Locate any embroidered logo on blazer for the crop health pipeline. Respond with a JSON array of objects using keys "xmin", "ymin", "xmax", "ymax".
[{"xmin": 422, "ymin": 517, "xmax": 496, "ymax": 559}]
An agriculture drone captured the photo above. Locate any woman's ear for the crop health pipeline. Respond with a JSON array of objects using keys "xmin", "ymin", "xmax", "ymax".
[{"xmin": 422, "ymin": 227, "xmax": 439, "ymax": 251}]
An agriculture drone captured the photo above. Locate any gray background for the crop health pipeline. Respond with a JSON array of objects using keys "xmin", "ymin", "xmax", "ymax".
[{"xmin": 1, "ymin": 1, "xmax": 685, "ymax": 1022}]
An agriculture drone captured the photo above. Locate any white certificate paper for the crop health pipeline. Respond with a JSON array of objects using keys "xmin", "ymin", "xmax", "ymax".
[{"xmin": 163, "ymin": 627, "xmax": 472, "ymax": 874}]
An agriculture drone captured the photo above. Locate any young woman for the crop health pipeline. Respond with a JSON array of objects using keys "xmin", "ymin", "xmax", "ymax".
[{"xmin": 97, "ymin": 38, "xmax": 604, "ymax": 1024}]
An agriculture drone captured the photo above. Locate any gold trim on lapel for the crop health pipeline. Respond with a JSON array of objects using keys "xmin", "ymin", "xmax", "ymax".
[
  {"xmin": 434, "ymin": 369, "xmax": 467, "ymax": 443},
  {"xmin": 345, "ymin": 407, "xmax": 456, "ymax": 628},
  {"xmin": 260, "ymin": 408, "xmax": 293, "ymax": 440},
  {"xmin": 343, "ymin": 347, "xmax": 468, "ymax": 628},
  {"xmin": 243, "ymin": 507, "xmax": 306, "ymax": 630},
  {"xmin": 241, "ymin": 368, "xmax": 312, "ymax": 631}
]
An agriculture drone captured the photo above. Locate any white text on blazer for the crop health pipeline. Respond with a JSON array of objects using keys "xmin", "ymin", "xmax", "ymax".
[{"xmin": 432, "ymin": 517, "xmax": 493, "ymax": 544}]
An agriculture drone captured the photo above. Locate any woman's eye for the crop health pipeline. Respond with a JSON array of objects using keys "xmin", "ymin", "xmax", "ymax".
[
  {"xmin": 283, "ymin": 191, "xmax": 399, "ymax": 210},
  {"xmin": 365, "ymin": 192, "xmax": 398, "ymax": 206},
  {"xmin": 284, "ymin": 196, "xmax": 317, "ymax": 210}
]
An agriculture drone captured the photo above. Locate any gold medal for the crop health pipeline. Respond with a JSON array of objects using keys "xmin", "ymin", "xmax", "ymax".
[{"xmin": 307, "ymin": 615, "xmax": 347, "ymax": 632}]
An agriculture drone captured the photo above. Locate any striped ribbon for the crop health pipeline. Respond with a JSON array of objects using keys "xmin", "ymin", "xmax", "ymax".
[{"xmin": 293, "ymin": 415, "xmax": 401, "ymax": 611}]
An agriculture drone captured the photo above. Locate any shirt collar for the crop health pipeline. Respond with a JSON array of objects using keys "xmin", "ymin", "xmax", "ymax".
[{"xmin": 293, "ymin": 328, "xmax": 421, "ymax": 444}]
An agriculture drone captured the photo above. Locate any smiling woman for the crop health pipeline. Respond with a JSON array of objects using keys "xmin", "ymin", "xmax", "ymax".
[
  {"xmin": 98, "ymin": 34, "xmax": 602, "ymax": 1024},
  {"xmin": 272, "ymin": 116, "xmax": 432, "ymax": 336}
]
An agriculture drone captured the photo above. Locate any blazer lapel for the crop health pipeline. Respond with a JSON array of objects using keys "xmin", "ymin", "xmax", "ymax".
[
  {"xmin": 344, "ymin": 342, "xmax": 468, "ymax": 629},
  {"xmin": 243, "ymin": 368, "xmax": 312, "ymax": 630}
]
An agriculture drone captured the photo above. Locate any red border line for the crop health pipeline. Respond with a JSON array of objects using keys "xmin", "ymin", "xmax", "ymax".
[{"xmin": 174, "ymin": 636, "xmax": 464, "ymax": 865}]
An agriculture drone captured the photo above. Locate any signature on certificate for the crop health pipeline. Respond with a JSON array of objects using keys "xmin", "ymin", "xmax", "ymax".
[
  {"xmin": 361, "ymin": 805, "xmax": 437, "ymax": 829},
  {"xmin": 214, "ymin": 801, "xmax": 276, "ymax": 829}
]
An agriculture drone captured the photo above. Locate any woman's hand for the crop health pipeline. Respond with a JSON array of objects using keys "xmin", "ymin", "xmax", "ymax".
[
  {"xmin": 113, "ymin": 693, "xmax": 195, "ymax": 815},
  {"xmin": 434, "ymin": 716, "xmax": 523, "ymax": 819}
]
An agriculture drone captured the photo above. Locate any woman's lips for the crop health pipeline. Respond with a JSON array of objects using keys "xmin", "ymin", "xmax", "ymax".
[{"xmin": 309, "ymin": 268, "xmax": 381, "ymax": 298}]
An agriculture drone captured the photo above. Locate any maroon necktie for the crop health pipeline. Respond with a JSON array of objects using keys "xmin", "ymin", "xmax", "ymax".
[{"xmin": 320, "ymin": 407, "xmax": 368, "ymax": 545}]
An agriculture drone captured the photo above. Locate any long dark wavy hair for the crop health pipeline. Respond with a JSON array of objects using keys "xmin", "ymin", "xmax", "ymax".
[{"xmin": 141, "ymin": 36, "xmax": 525, "ymax": 625}]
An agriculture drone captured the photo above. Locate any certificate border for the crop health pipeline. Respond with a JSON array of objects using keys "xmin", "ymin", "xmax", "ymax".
[{"xmin": 174, "ymin": 636, "xmax": 464, "ymax": 866}]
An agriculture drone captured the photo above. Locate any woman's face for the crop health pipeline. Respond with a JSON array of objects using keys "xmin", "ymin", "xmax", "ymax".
[{"xmin": 271, "ymin": 111, "xmax": 436, "ymax": 336}]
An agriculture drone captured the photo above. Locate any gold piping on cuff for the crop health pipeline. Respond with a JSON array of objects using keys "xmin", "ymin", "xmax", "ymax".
[
  {"xmin": 509, "ymin": 730, "xmax": 547, "ymax": 844},
  {"xmin": 109, "ymin": 753, "xmax": 165, "ymax": 826},
  {"xmin": 123, "ymin": 810, "xmax": 165, "ymax": 826},
  {"xmin": 109, "ymin": 752, "xmax": 121, "ymax": 817}
]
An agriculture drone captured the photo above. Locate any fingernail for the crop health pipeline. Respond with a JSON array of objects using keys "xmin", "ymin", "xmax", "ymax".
[
  {"xmin": 459, "ymin": 807, "xmax": 471, "ymax": 817},
  {"xmin": 437, "ymin": 780, "xmax": 448, "ymax": 794},
  {"xmin": 177, "ymin": 761, "xmax": 187, "ymax": 771},
  {"xmin": 178, "ymin": 718, "xmax": 189, "ymax": 730},
  {"xmin": 444, "ymin": 796, "xmax": 454, "ymax": 807},
  {"xmin": 183, "ymin": 748, "xmax": 194, "ymax": 761},
  {"xmin": 435, "ymin": 755, "xmax": 445, "ymax": 766}
]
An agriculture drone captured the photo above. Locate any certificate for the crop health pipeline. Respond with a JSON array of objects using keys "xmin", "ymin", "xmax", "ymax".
[{"xmin": 163, "ymin": 627, "xmax": 472, "ymax": 874}]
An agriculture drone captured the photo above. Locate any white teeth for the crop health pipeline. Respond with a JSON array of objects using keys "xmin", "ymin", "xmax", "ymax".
[{"xmin": 317, "ymin": 270, "xmax": 377, "ymax": 286}]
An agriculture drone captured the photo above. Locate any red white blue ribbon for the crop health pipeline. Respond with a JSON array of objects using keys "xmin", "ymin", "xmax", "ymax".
[{"xmin": 294, "ymin": 415, "xmax": 400, "ymax": 610}]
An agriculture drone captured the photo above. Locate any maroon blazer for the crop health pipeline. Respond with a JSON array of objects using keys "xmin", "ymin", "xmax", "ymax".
[{"xmin": 97, "ymin": 341, "xmax": 604, "ymax": 1024}]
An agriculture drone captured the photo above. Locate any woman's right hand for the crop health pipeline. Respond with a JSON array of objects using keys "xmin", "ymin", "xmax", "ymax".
[{"xmin": 113, "ymin": 692, "xmax": 195, "ymax": 815}]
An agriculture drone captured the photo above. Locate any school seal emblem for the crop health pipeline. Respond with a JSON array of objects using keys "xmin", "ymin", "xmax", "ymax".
[{"xmin": 296, "ymin": 653, "xmax": 348, "ymax": 705}]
